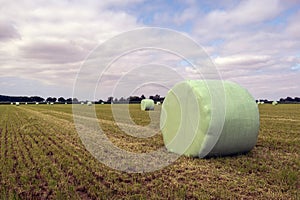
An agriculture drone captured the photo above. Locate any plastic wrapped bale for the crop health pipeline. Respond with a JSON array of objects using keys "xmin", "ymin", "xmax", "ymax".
[
  {"xmin": 101, "ymin": 102, "xmax": 104, "ymax": 105},
  {"xmin": 87, "ymin": 101, "xmax": 92, "ymax": 106},
  {"xmin": 36, "ymin": 102, "xmax": 39, "ymax": 105},
  {"xmin": 157, "ymin": 102, "xmax": 161, "ymax": 105},
  {"xmin": 160, "ymin": 80, "xmax": 260, "ymax": 158},
  {"xmin": 272, "ymin": 101, "xmax": 278, "ymax": 105},
  {"xmin": 16, "ymin": 102, "xmax": 20, "ymax": 106},
  {"xmin": 50, "ymin": 102, "xmax": 54, "ymax": 105},
  {"xmin": 141, "ymin": 99, "xmax": 155, "ymax": 111}
]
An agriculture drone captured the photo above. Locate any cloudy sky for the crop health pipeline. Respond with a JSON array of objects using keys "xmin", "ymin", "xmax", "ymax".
[{"xmin": 1, "ymin": 0, "xmax": 299, "ymax": 101}]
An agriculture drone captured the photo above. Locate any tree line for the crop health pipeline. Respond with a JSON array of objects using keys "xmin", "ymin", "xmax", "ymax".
[
  {"xmin": 0, "ymin": 94, "xmax": 165, "ymax": 104},
  {"xmin": 1, "ymin": 94, "xmax": 300, "ymax": 104},
  {"xmin": 257, "ymin": 97, "xmax": 300, "ymax": 104},
  {"xmin": 106, "ymin": 94, "xmax": 164, "ymax": 104}
]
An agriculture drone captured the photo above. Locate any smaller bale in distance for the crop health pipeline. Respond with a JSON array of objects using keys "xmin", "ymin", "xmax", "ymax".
[
  {"xmin": 50, "ymin": 102, "xmax": 54, "ymax": 105},
  {"xmin": 141, "ymin": 99, "xmax": 154, "ymax": 111},
  {"xmin": 87, "ymin": 101, "xmax": 92, "ymax": 106},
  {"xmin": 36, "ymin": 102, "xmax": 39, "ymax": 105},
  {"xmin": 272, "ymin": 101, "xmax": 278, "ymax": 105},
  {"xmin": 101, "ymin": 102, "xmax": 104, "ymax": 105},
  {"xmin": 81, "ymin": 102, "xmax": 84, "ymax": 105},
  {"xmin": 157, "ymin": 102, "xmax": 161, "ymax": 105},
  {"xmin": 16, "ymin": 102, "xmax": 20, "ymax": 106}
]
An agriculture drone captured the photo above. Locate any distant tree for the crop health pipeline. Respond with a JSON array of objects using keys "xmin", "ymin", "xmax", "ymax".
[
  {"xmin": 66, "ymin": 98, "xmax": 73, "ymax": 103},
  {"xmin": 153, "ymin": 94, "xmax": 160, "ymax": 103},
  {"xmin": 58, "ymin": 97, "xmax": 66, "ymax": 103},
  {"xmin": 30, "ymin": 96, "xmax": 45, "ymax": 102},
  {"xmin": 295, "ymin": 97, "xmax": 300, "ymax": 102},
  {"xmin": 114, "ymin": 98, "xmax": 118, "ymax": 102},
  {"xmin": 46, "ymin": 97, "xmax": 57, "ymax": 102},
  {"xmin": 140, "ymin": 94, "xmax": 146, "ymax": 100},
  {"xmin": 98, "ymin": 99, "xmax": 104, "ymax": 104},
  {"xmin": 286, "ymin": 97, "xmax": 293, "ymax": 102},
  {"xmin": 119, "ymin": 97, "xmax": 126, "ymax": 102},
  {"xmin": 72, "ymin": 98, "xmax": 79, "ymax": 103},
  {"xmin": 128, "ymin": 96, "xmax": 141, "ymax": 103},
  {"xmin": 107, "ymin": 97, "xmax": 113, "ymax": 103},
  {"xmin": 279, "ymin": 98, "xmax": 285, "ymax": 102},
  {"xmin": 46, "ymin": 97, "xmax": 54, "ymax": 102}
]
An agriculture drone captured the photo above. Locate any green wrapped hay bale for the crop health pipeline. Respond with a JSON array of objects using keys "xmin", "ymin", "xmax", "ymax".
[
  {"xmin": 160, "ymin": 80, "xmax": 259, "ymax": 158},
  {"xmin": 272, "ymin": 101, "xmax": 278, "ymax": 105},
  {"xmin": 141, "ymin": 99, "xmax": 154, "ymax": 111}
]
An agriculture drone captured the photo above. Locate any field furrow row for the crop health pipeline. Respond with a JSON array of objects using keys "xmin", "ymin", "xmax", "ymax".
[{"xmin": 0, "ymin": 104, "xmax": 299, "ymax": 199}]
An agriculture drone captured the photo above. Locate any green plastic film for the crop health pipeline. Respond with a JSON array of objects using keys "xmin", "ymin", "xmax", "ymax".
[
  {"xmin": 141, "ymin": 99, "xmax": 155, "ymax": 111},
  {"xmin": 160, "ymin": 80, "xmax": 260, "ymax": 158}
]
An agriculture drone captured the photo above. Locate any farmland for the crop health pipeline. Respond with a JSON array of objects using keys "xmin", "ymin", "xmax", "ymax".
[{"xmin": 0, "ymin": 104, "xmax": 299, "ymax": 199}]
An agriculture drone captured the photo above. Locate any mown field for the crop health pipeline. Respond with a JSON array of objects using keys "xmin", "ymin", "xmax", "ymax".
[{"xmin": 0, "ymin": 104, "xmax": 299, "ymax": 199}]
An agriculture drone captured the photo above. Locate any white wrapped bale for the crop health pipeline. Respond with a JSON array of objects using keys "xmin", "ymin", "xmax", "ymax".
[
  {"xmin": 87, "ymin": 101, "xmax": 92, "ymax": 106},
  {"xmin": 36, "ymin": 102, "xmax": 39, "ymax": 105},
  {"xmin": 15, "ymin": 102, "xmax": 20, "ymax": 106},
  {"xmin": 50, "ymin": 102, "xmax": 54, "ymax": 105},
  {"xmin": 160, "ymin": 80, "xmax": 259, "ymax": 158},
  {"xmin": 101, "ymin": 102, "xmax": 104, "ymax": 105},
  {"xmin": 272, "ymin": 101, "xmax": 278, "ymax": 105},
  {"xmin": 81, "ymin": 102, "xmax": 84, "ymax": 105},
  {"xmin": 141, "ymin": 99, "xmax": 154, "ymax": 111},
  {"xmin": 157, "ymin": 102, "xmax": 161, "ymax": 105},
  {"xmin": 10, "ymin": 102, "xmax": 13, "ymax": 105}
]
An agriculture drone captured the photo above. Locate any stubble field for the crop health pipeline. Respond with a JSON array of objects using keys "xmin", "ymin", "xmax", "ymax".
[{"xmin": 0, "ymin": 104, "xmax": 299, "ymax": 199}]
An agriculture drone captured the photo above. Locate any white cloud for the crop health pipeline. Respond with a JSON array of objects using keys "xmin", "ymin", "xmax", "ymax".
[
  {"xmin": 0, "ymin": 0, "xmax": 299, "ymax": 100},
  {"xmin": 193, "ymin": 0, "xmax": 284, "ymax": 42},
  {"xmin": 285, "ymin": 11, "xmax": 300, "ymax": 39},
  {"xmin": 214, "ymin": 55, "xmax": 270, "ymax": 67},
  {"xmin": 0, "ymin": 0, "xmax": 142, "ymax": 96},
  {"xmin": 173, "ymin": 7, "xmax": 199, "ymax": 25},
  {"xmin": 0, "ymin": 21, "xmax": 21, "ymax": 41}
]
